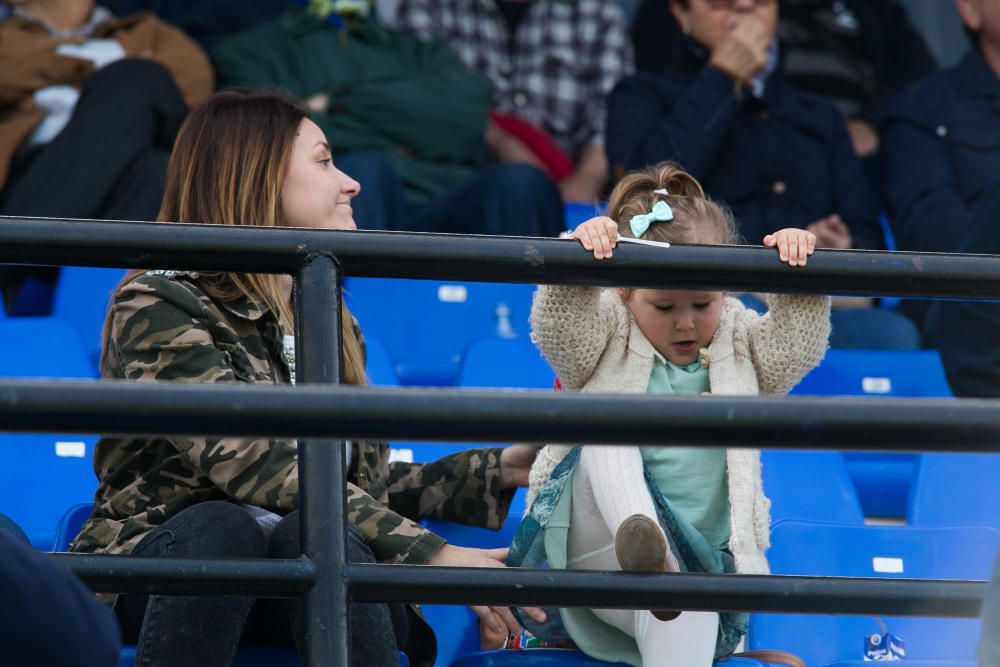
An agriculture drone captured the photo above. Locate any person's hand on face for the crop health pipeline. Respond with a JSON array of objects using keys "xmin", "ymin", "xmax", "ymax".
[
  {"xmin": 806, "ymin": 214, "xmax": 853, "ymax": 250},
  {"xmin": 708, "ymin": 11, "xmax": 771, "ymax": 83}
]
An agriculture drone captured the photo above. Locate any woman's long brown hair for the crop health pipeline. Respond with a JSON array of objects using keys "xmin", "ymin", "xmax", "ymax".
[{"xmin": 101, "ymin": 89, "xmax": 367, "ymax": 386}]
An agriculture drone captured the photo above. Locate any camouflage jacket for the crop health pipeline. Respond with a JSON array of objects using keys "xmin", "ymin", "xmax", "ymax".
[{"xmin": 71, "ymin": 272, "xmax": 513, "ymax": 564}]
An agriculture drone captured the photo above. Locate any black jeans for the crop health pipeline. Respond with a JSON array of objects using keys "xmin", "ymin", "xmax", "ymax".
[
  {"xmin": 0, "ymin": 58, "xmax": 187, "ymax": 310},
  {"xmin": 116, "ymin": 501, "xmax": 408, "ymax": 667}
]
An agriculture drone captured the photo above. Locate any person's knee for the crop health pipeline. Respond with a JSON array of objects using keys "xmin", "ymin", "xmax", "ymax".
[{"xmin": 150, "ymin": 501, "xmax": 266, "ymax": 559}]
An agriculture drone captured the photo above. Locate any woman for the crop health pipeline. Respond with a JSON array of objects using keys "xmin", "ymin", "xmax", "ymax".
[{"xmin": 70, "ymin": 89, "xmax": 541, "ymax": 667}]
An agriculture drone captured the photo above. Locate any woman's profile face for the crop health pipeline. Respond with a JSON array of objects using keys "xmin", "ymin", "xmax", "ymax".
[
  {"xmin": 670, "ymin": 0, "xmax": 777, "ymax": 52},
  {"xmin": 280, "ymin": 118, "xmax": 361, "ymax": 231}
]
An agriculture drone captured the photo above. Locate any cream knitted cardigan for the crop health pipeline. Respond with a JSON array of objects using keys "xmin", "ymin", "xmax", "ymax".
[{"xmin": 527, "ymin": 286, "xmax": 831, "ymax": 575}]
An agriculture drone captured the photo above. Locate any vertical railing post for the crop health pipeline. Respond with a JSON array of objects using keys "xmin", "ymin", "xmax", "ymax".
[{"xmin": 294, "ymin": 253, "xmax": 349, "ymax": 667}]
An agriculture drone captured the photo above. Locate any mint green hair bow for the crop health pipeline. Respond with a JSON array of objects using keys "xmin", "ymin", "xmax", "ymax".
[{"xmin": 629, "ymin": 199, "xmax": 674, "ymax": 238}]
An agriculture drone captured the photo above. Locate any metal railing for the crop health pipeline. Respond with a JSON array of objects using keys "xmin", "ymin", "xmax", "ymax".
[{"xmin": 1, "ymin": 216, "xmax": 997, "ymax": 666}]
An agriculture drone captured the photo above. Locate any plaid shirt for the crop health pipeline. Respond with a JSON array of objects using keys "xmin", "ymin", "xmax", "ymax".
[{"xmin": 387, "ymin": 0, "xmax": 633, "ymax": 161}]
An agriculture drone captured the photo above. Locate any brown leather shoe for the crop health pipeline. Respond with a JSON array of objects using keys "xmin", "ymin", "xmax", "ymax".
[{"xmin": 614, "ymin": 514, "xmax": 681, "ymax": 622}]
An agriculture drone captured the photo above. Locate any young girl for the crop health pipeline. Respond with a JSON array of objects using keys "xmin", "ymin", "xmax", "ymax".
[{"xmin": 511, "ymin": 162, "xmax": 830, "ymax": 666}]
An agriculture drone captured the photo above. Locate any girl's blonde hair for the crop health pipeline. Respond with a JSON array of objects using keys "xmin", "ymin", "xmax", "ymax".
[
  {"xmin": 608, "ymin": 162, "xmax": 740, "ymax": 246},
  {"xmin": 101, "ymin": 89, "xmax": 367, "ymax": 386}
]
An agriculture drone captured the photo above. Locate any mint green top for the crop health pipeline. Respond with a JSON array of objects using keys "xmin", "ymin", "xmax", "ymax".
[{"xmin": 642, "ymin": 356, "xmax": 731, "ymax": 549}]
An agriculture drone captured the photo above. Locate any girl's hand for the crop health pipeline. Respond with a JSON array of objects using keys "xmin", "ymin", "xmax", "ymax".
[
  {"xmin": 425, "ymin": 545, "xmax": 547, "ymax": 634},
  {"xmin": 763, "ymin": 228, "xmax": 816, "ymax": 267},
  {"xmin": 570, "ymin": 217, "xmax": 619, "ymax": 260}
]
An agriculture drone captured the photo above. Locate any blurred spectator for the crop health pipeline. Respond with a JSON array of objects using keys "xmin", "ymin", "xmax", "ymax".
[
  {"xmin": 778, "ymin": 0, "xmax": 935, "ymax": 161},
  {"xmin": 607, "ymin": 0, "xmax": 919, "ymax": 350},
  {"xmin": 631, "ymin": 0, "xmax": 935, "ymax": 161},
  {"xmin": 0, "ymin": 0, "xmax": 212, "ymax": 308},
  {"xmin": 384, "ymin": 0, "xmax": 634, "ymax": 204},
  {"xmin": 0, "ymin": 520, "xmax": 121, "ymax": 667},
  {"xmin": 885, "ymin": 0, "xmax": 1000, "ymax": 334},
  {"xmin": 214, "ymin": 3, "xmax": 565, "ymax": 237},
  {"xmin": 100, "ymin": 0, "xmax": 286, "ymax": 51}
]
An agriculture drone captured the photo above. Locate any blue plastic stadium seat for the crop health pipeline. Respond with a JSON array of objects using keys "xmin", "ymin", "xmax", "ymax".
[
  {"xmin": 366, "ymin": 335, "xmax": 400, "ymax": 385},
  {"xmin": 343, "ymin": 278, "xmax": 536, "ymax": 386},
  {"xmin": 908, "ymin": 453, "xmax": 1000, "ymax": 530},
  {"xmin": 761, "ymin": 451, "xmax": 863, "ymax": 525},
  {"xmin": 53, "ymin": 502, "xmax": 95, "ymax": 551},
  {"xmin": 0, "ymin": 434, "xmax": 99, "ymax": 549},
  {"xmin": 563, "ymin": 202, "xmax": 602, "ymax": 231},
  {"xmin": 748, "ymin": 520, "xmax": 1000, "ymax": 666},
  {"xmin": 790, "ymin": 349, "xmax": 953, "ymax": 518},
  {"xmin": 0, "ymin": 317, "xmax": 96, "ymax": 379},
  {"xmin": 457, "ymin": 337, "xmax": 555, "ymax": 389},
  {"xmin": 52, "ymin": 266, "xmax": 128, "ymax": 374}
]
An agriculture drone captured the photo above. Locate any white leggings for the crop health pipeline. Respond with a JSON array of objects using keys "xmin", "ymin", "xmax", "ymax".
[{"xmin": 566, "ymin": 446, "xmax": 719, "ymax": 667}]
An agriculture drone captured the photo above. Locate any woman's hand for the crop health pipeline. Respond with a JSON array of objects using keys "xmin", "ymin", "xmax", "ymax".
[
  {"xmin": 425, "ymin": 545, "xmax": 547, "ymax": 634},
  {"xmin": 570, "ymin": 216, "xmax": 619, "ymax": 260},
  {"xmin": 708, "ymin": 14, "xmax": 771, "ymax": 84},
  {"xmin": 763, "ymin": 228, "xmax": 816, "ymax": 267}
]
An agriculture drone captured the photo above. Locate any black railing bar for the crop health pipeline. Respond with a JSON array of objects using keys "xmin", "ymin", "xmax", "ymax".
[
  {"xmin": 293, "ymin": 255, "xmax": 348, "ymax": 666},
  {"xmin": 4, "ymin": 217, "xmax": 1000, "ymax": 299},
  {"xmin": 47, "ymin": 554, "xmax": 985, "ymax": 618},
  {"xmin": 2, "ymin": 382, "xmax": 1000, "ymax": 452},
  {"xmin": 347, "ymin": 565, "xmax": 987, "ymax": 618},
  {"xmin": 48, "ymin": 553, "xmax": 316, "ymax": 597}
]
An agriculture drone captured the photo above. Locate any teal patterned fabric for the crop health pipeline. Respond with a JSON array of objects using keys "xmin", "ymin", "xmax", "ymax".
[{"xmin": 508, "ymin": 448, "xmax": 747, "ymax": 663}]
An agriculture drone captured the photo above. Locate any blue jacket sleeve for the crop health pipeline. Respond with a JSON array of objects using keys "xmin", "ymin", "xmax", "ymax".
[
  {"xmin": 884, "ymin": 89, "xmax": 970, "ymax": 253},
  {"xmin": 0, "ymin": 531, "xmax": 121, "ymax": 666},
  {"xmin": 606, "ymin": 67, "xmax": 740, "ymax": 178}
]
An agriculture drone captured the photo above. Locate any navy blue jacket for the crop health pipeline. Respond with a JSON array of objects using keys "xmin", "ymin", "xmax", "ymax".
[
  {"xmin": 630, "ymin": 0, "xmax": 935, "ymax": 127},
  {"xmin": 606, "ymin": 43, "xmax": 881, "ymax": 248},
  {"xmin": 884, "ymin": 48, "xmax": 1000, "ymax": 254},
  {"xmin": 0, "ymin": 530, "xmax": 121, "ymax": 666}
]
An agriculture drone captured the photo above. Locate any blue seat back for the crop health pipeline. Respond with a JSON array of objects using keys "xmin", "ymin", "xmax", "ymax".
[
  {"xmin": 119, "ymin": 644, "xmax": 409, "ymax": 666},
  {"xmin": 908, "ymin": 453, "xmax": 1000, "ymax": 530},
  {"xmin": 0, "ymin": 317, "xmax": 96, "ymax": 379},
  {"xmin": 53, "ymin": 502, "xmax": 95, "ymax": 551},
  {"xmin": 790, "ymin": 350, "xmax": 953, "ymax": 398},
  {"xmin": 790, "ymin": 350, "xmax": 953, "ymax": 518},
  {"xmin": 344, "ymin": 279, "xmax": 536, "ymax": 386},
  {"xmin": 0, "ymin": 434, "xmax": 99, "ymax": 549},
  {"xmin": 52, "ymin": 267, "xmax": 127, "ymax": 375},
  {"xmin": 761, "ymin": 451, "xmax": 863, "ymax": 525},
  {"xmin": 563, "ymin": 202, "xmax": 602, "ymax": 232},
  {"xmin": 457, "ymin": 337, "xmax": 555, "ymax": 389},
  {"xmin": 749, "ymin": 521, "xmax": 1000, "ymax": 665},
  {"xmin": 366, "ymin": 336, "xmax": 400, "ymax": 386}
]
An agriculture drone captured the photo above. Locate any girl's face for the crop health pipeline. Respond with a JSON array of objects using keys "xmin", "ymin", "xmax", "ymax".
[
  {"xmin": 625, "ymin": 288, "xmax": 724, "ymax": 365},
  {"xmin": 281, "ymin": 118, "xmax": 360, "ymax": 230},
  {"xmin": 670, "ymin": 0, "xmax": 777, "ymax": 52}
]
